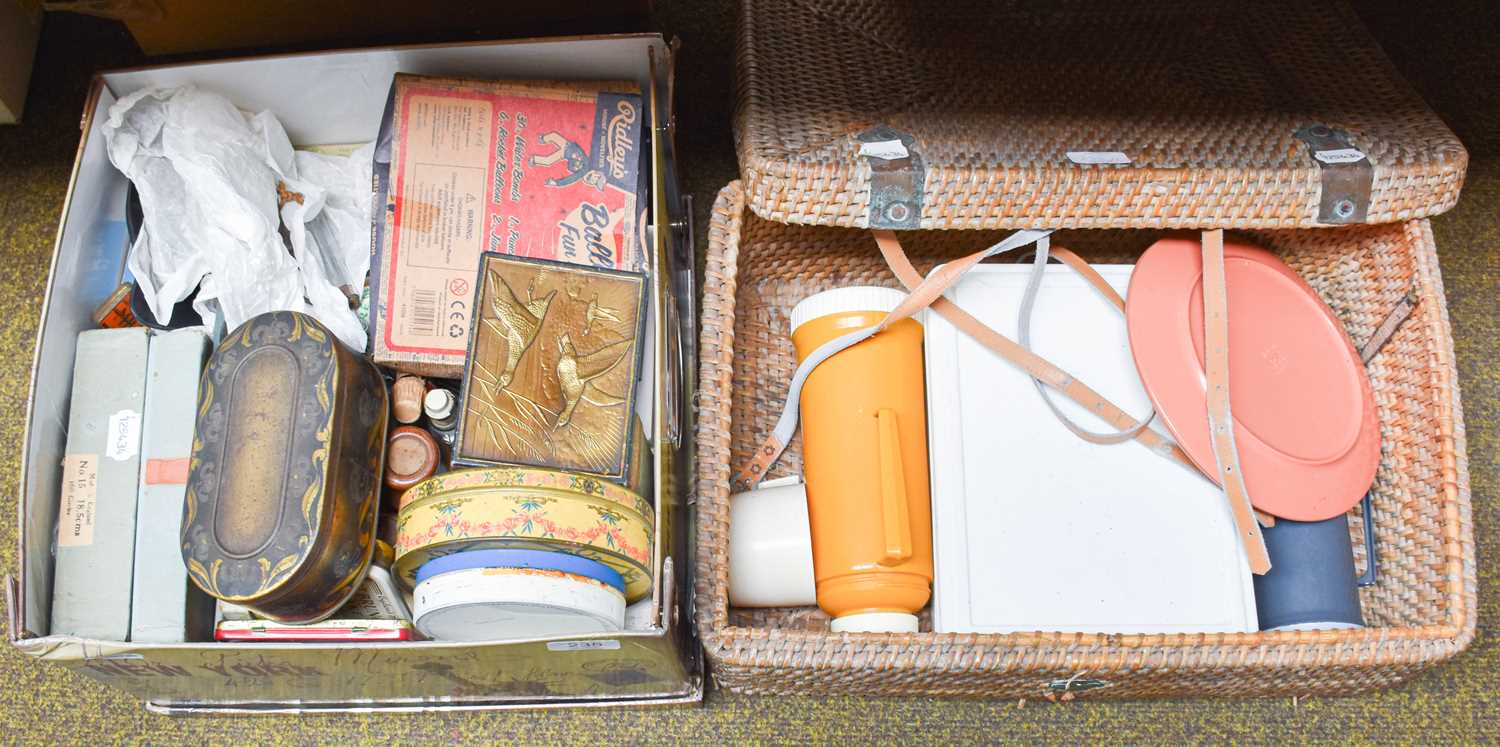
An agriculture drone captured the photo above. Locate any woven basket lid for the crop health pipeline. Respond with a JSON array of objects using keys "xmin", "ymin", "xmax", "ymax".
[{"xmin": 734, "ymin": 0, "xmax": 1467, "ymax": 230}]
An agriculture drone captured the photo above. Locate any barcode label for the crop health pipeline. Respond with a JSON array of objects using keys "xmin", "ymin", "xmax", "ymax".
[{"xmin": 410, "ymin": 289, "xmax": 438, "ymax": 337}]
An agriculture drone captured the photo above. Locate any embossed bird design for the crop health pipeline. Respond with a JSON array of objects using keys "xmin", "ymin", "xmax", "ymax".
[
  {"xmin": 582, "ymin": 295, "xmax": 624, "ymax": 337},
  {"xmin": 484, "ymin": 269, "xmax": 556, "ymax": 388},
  {"xmin": 554, "ymin": 332, "xmax": 632, "ymax": 428}
]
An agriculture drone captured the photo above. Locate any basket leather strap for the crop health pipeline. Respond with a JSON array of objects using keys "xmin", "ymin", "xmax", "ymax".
[
  {"xmin": 879, "ymin": 228, "xmax": 1270, "ymax": 569},
  {"xmin": 1359, "ymin": 285, "xmax": 1418, "ymax": 363},
  {"xmin": 1017, "ymin": 240, "xmax": 1154, "ymax": 445},
  {"xmin": 1349, "ymin": 281, "xmax": 1419, "ymax": 587},
  {"xmin": 1199, "ymin": 229, "xmax": 1272, "ymax": 573},
  {"xmin": 1042, "ymin": 246, "xmax": 1126, "ymax": 311},
  {"xmin": 871, "ymin": 230, "xmax": 1200, "ymax": 468},
  {"xmin": 875, "ymin": 230, "xmax": 1276, "ymax": 526}
]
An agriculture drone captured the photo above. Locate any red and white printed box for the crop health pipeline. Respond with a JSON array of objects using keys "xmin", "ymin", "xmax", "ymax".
[{"xmin": 372, "ymin": 74, "xmax": 645, "ymax": 377}]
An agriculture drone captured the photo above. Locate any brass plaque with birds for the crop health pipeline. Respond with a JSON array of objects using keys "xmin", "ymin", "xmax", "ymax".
[{"xmin": 455, "ymin": 253, "xmax": 647, "ymax": 482}]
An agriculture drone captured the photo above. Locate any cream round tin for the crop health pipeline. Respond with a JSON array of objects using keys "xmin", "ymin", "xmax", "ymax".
[{"xmin": 412, "ymin": 566, "xmax": 626, "ymax": 642}]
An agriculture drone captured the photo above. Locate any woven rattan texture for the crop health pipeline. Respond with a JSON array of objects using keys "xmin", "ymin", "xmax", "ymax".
[
  {"xmin": 734, "ymin": 0, "xmax": 1468, "ymax": 230},
  {"xmin": 694, "ymin": 181, "xmax": 1475, "ymax": 698}
]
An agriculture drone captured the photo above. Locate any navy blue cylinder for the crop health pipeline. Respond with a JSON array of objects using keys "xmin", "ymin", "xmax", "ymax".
[{"xmin": 1252, "ymin": 514, "xmax": 1365, "ymax": 631}]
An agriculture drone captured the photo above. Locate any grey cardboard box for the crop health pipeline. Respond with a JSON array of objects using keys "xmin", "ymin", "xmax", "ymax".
[
  {"xmin": 8, "ymin": 36, "xmax": 700, "ymax": 713},
  {"xmin": 52, "ymin": 327, "xmax": 149, "ymax": 640},
  {"xmin": 130, "ymin": 328, "xmax": 213, "ymax": 644}
]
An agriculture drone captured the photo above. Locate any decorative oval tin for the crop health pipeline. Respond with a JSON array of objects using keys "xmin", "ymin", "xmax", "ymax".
[
  {"xmin": 393, "ymin": 467, "xmax": 654, "ymax": 602},
  {"xmin": 181, "ymin": 311, "xmax": 388, "ymax": 624}
]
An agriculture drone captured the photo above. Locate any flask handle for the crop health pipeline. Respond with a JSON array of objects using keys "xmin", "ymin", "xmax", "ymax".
[{"xmin": 875, "ymin": 408, "xmax": 913, "ymax": 565}]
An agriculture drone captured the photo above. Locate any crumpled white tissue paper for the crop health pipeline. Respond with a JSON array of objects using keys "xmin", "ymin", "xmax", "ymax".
[{"xmin": 103, "ymin": 85, "xmax": 372, "ymax": 351}]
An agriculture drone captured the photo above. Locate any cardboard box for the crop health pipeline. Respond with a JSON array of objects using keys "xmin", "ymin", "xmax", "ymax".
[
  {"xmin": 0, "ymin": 0, "xmax": 42, "ymax": 124},
  {"xmin": 130, "ymin": 328, "xmax": 214, "ymax": 644},
  {"xmin": 114, "ymin": 0, "xmax": 651, "ymax": 56},
  {"xmin": 372, "ymin": 75, "xmax": 645, "ymax": 377},
  {"xmin": 9, "ymin": 36, "xmax": 698, "ymax": 714},
  {"xmin": 52, "ymin": 327, "xmax": 149, "ymax": 640}
]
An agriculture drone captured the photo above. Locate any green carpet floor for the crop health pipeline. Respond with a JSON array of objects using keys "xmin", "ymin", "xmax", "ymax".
[{"xmin": 0, "ymin": 3, "xmax": 1495, "ymax": 743}]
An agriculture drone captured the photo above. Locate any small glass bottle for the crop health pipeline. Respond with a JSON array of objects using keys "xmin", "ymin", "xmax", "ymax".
[{"xmin": 424, "ymin": 388, "xmax": 458, "ymax": 447}]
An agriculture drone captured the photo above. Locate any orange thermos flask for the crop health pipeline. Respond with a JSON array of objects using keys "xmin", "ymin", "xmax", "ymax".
[{"xmin": 789, "ymin": 287, "xmax": 934, "ymax": 633}]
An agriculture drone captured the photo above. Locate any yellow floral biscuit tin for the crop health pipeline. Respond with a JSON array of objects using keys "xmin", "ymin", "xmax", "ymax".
[
  {"xmin": 393, "ymin": 467, "xmax": 654, "ymax": 602},
  {"xmin": 397, "ymin": 465, "xmax": 650, "ymax": 516}
]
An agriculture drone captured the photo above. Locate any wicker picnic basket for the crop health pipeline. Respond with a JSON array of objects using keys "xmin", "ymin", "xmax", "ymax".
[{"xmin": 694, "ymin": 0, "xmax": 1475, "ymax": 699}]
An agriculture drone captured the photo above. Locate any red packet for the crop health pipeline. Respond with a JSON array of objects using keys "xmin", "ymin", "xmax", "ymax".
[{"xmin": 91, "ymin": 282, "xmax": 139, "ymax": 329}]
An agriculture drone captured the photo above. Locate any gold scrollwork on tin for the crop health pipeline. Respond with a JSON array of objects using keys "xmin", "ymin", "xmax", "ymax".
[{"xmin": 181, "ymin": 311, "xmax": 381, "ymax": 616}]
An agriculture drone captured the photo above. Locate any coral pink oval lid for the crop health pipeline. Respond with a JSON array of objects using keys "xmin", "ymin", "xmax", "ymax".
[{"xmin": 1125, "ymin": 236, "xmax": 1379, "ymax": 521}]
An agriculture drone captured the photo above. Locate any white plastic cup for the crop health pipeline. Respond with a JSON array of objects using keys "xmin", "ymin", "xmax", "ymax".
[{"xmin": 729, "ymin": 476, "xmax": 817, "ymax": 607}]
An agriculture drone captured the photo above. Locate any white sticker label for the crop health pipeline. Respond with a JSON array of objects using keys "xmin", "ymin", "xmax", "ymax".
[
  {"xmin": 547, "ymin": 639, "xmax": 621, "ymax": 652},
  {"xmin": 1066, "ymin": 151, "xmax": 1132, "ymax": 165},
  {"xmin": 59, "ymin": 454, "xmax": 98, "ymax": 548},
  {"xmin": 858, "ymin": 140, "xmax": 910, "ymax": 160},
  {"xmin": 338, "ymin": 573, "xmax": 407, "ymax": 620},
  {"xmin": 105, "ymin": 410, "xmax": 141, "ymax": 462},
  {"xmin": 1314, "ymin": 148, "xmax": 1367, "ymax": 164}
]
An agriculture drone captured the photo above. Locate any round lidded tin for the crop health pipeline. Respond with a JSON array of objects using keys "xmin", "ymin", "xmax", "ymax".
[
  {"xmin": 384, "ymin": 426, "xmax": 441, "ymax": 496},
  {"xmin": 413, "ymin": 566, "xmax": 626, "ymax": 642},
  {"xmin": 415, "ymin": 548, "xmax": 624, "ymax": 593},
  {"xmin": 393, "ymin": 467, "xmax": 654, "ymax": 602}
]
